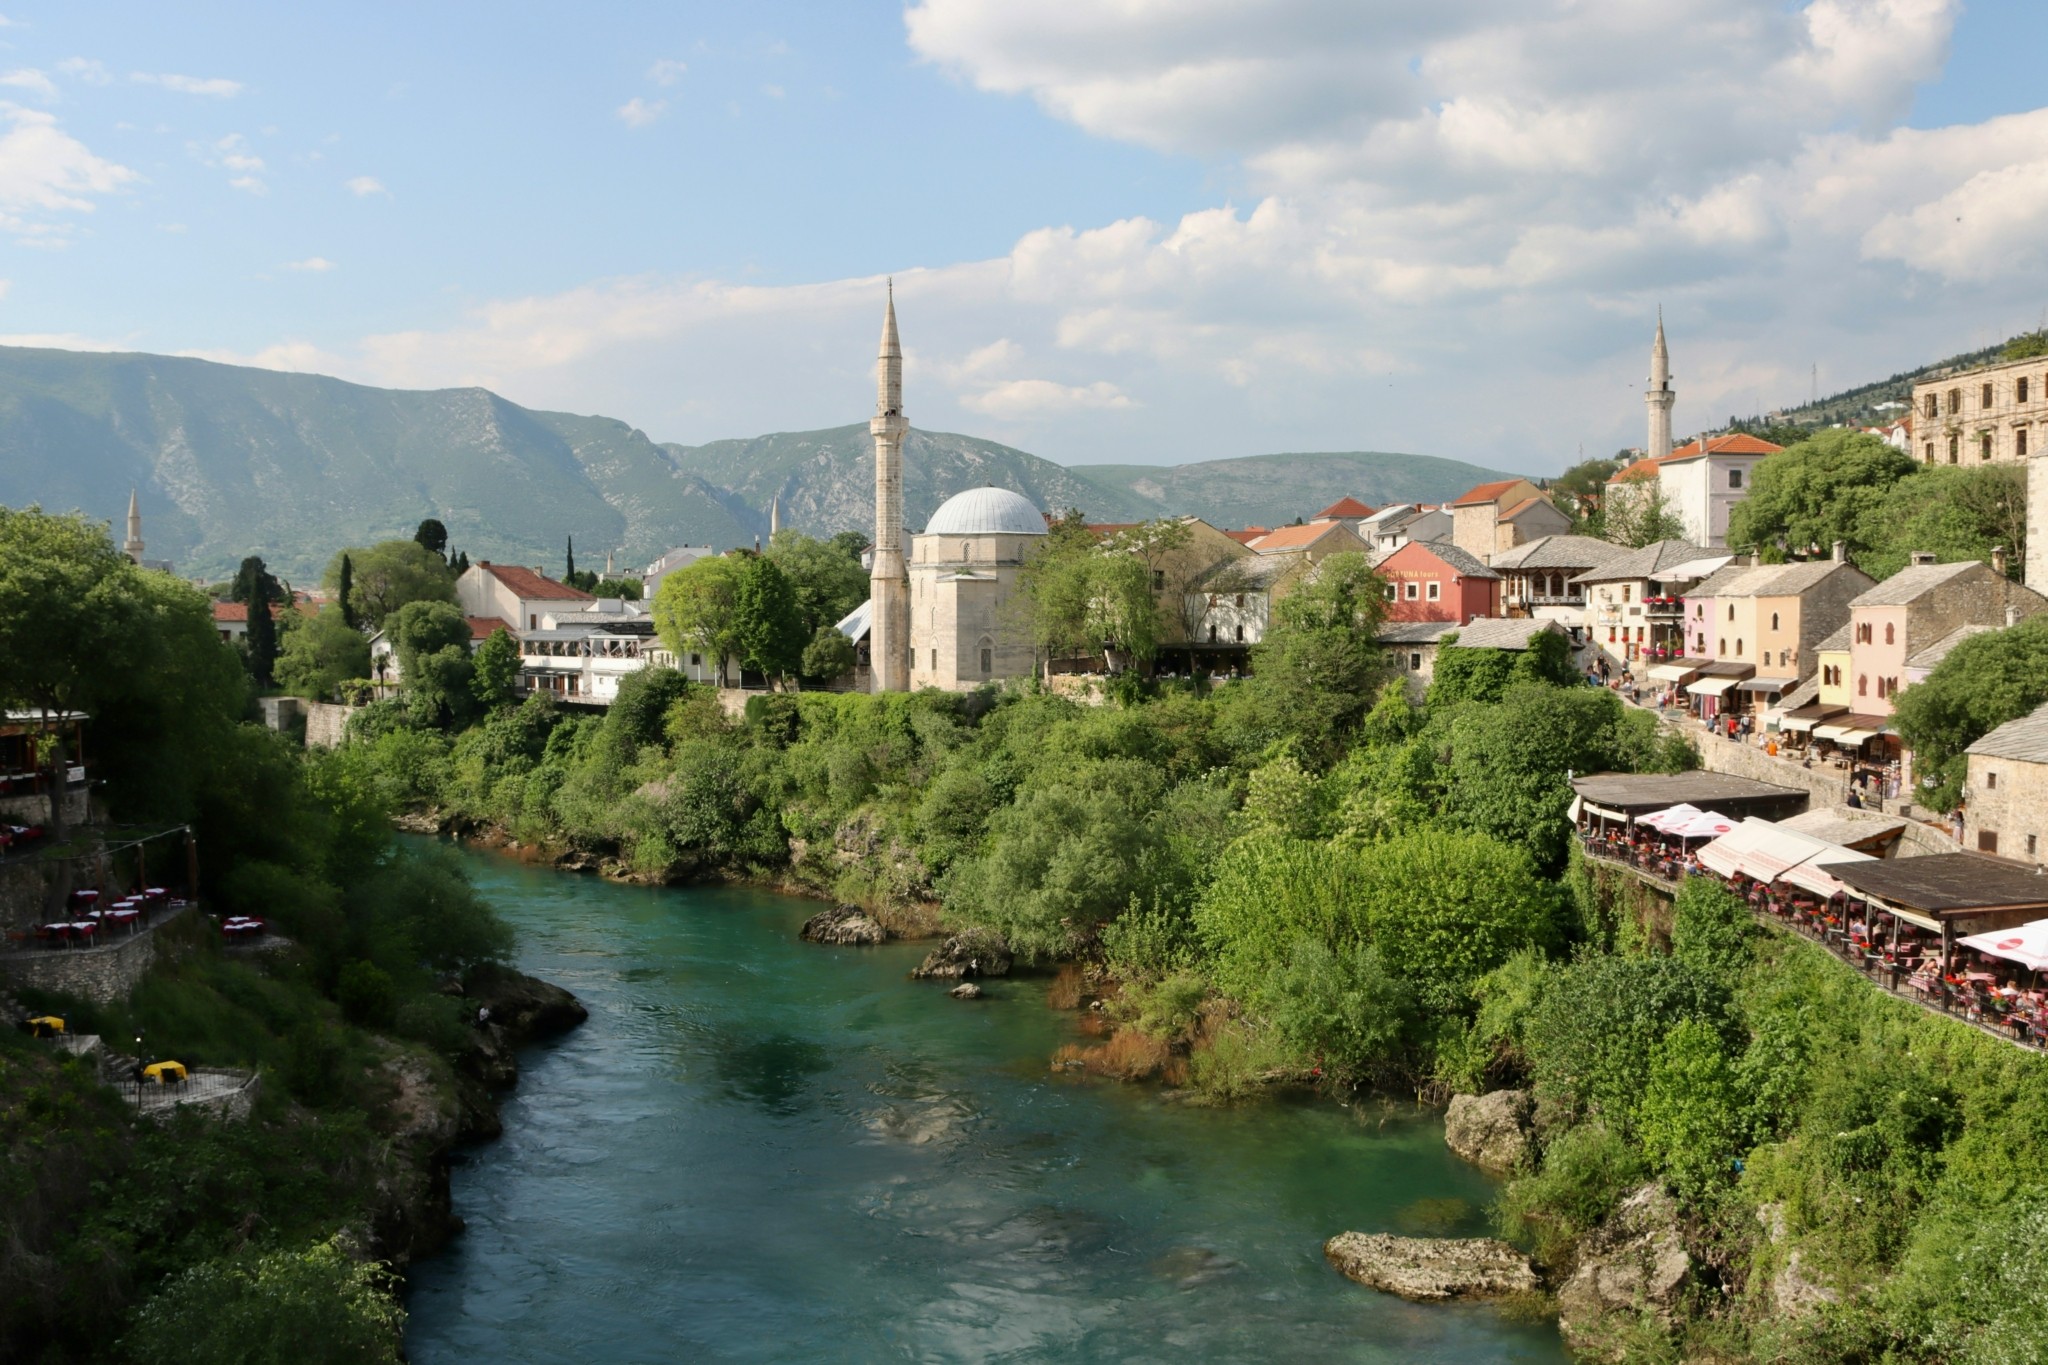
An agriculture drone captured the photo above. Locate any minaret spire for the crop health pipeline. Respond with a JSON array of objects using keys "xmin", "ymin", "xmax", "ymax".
[
  {"xmin": 868, "ymin": 279, "xmax": 911, "ymax": 692},
  {"xmin": 123, "ymin": 487, "xmax": 145, "ymax": 563},
  {"xmin": 769, "ymin": 494, "xmax": 781, "ymax": 538},
  {"xmin": 1645, "ymin": 308, "xmax": 1674, "ymax": 460}
]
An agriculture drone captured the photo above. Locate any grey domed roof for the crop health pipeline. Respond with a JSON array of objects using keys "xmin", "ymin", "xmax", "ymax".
[{"xmin": 923, "ymin": 486, "xmax": 1047, "ymax": 536}]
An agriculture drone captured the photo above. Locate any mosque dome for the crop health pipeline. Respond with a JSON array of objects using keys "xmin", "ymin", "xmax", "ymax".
[{"xmin": 922, "ymin": 486, "xmax": 1048, "ymax": 537}]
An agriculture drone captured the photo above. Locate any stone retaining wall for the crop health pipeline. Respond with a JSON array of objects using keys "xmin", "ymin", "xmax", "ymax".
[
  {"xmin": 0, "ymin": 903, "xmax": 188, "ymax": 1003},
  {"xmin": 304, "ymin": 702, "xmax": 357, "ymax": 748},
  {"xmin": 1691, "ymin": 729, "xmax": 1957, "ymax": 856}
]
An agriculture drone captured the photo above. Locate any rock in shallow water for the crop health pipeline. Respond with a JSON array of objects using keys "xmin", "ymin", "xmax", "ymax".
[
  {"xmin": 799, "ymin": 904, "xmax": 889, "ymax": 946},
  {"xmin": 1324, "ymin": 1232, "xmax": 1539, "ymax": 1301},
  {"xmin": 949, "ymin": 982, "xmax": 983, "ymax": 1000},
  {"xmin": 1444, "ymin": 1089, "xmax": 1535, "ymax": 1173},
  {"xmin": 910, "ymin": 927, "xmax": 1012, "ymax": 979}
]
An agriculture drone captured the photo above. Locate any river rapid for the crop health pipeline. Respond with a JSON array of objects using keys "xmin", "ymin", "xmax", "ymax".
[{"xmin": 404, "ymin": 842, "xmax": 1566, "ymax": 1363}]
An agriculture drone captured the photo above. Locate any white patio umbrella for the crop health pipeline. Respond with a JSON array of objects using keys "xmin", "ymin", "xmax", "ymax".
[{"xmin": 1956, "ymin": 920, "xmax": 2048, "ymax": 973}]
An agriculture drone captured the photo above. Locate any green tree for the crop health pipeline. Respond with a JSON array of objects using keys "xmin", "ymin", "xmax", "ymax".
[
  {"xmin": 652, "ymin": 553, "xmax": 744, "ymax": 686},
  {"xmin": 1893, "ymin": 616, "xmax": 2048, "ymax": 810},
  {"xmin": 471, "ymin": 625, "xmax": 521, "ymax": 710},
  {"xmin": 121, "ymin": 1237, "xmax": 404, "ymax": 1365},
  {"xmin": 1603, "ymin": 475, "xmax": 1687, "ymax": 547},
  {"xmin": 2003, "ymin": 330, "xmax": 2048, "ymax": 361},
  {"xmin": 800, "ymin": 625, "xmax": 858, "ymax": 682},
  {"xmin": 1524, "ymin": 953, "xmax": 1733, "ymax": 1128},
  {"xmin": 1855, "ymin": 464, "xmax": 2026, "ymax": 580},
  {"xmin": 1671, "ymin": 875, "xmax": 1753, "ymax": 982},
  {"xmin": 324, "ymin": 540, "xmax": 455, "ymax": 629},
  {"xmin": 731, "ymin": 555, "xmax": 807, "ymax": 680},
  {"xmin": 231, "ymin": 555, "xmax": 283, "ymax": 688},
  {"xmin": 389, "ymin": 600, "xmax": 475, "ymax": 728},
  {"xmin": 0, "ymin": 506, "xmax": 148, "ymax": 841},
  {"xmin": 337, "ymin": 552, "xmax": 358, "ymax": 628},
  {"xmin": 565, "ymin": 534, "xmax": 576, "ymax": 583},
  {"xmin": 275, "ymin": 604, "xmax": 372, "ymax": 700},
  {"xmin": 1427, "ymin": 628, "xmax": 1577, "ymax": 708},
  {"xmin": 1637, "ymin": 1018, "xmax": 1746, "ymax": 1202},
  {"xmin": 1724, "ymin": 429, "xmax": 1915, "ymax": 558},
  {"xmin": 1015, "ymin": 508, "xmax": 1100, "ymax": 676},
  {"xmin": 1552, "ymin": 456, "xmax": 1622, "ymax": 534},
  {"xmin": 767, "ymin": 530, "xmax": 868, "ymax": 635},
  {"xmin": 589, "ymin": 576, "xmax": 642, "ymax": 600},
  {"xmin": 1251, "ymin": 551, "xmax": 1388, "ymax": 761},
  {"xmin": 413, "ymin": 517, "xmax": 448, "ymax": 562}
]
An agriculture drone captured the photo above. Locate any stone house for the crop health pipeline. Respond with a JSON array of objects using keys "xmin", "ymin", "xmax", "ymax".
[
  {"xmin": 1964, "ymin": 700, "xmax": 2048, "ymax": 862},
  {"xmin": 1698, "ymin": 559, "xmax": 1876, "ymax": 713},
  {"xmin": 1911, "ymin": 354, "xmax": 2048, "ymax": 467},
  {"xmin": 1246, "ymin": 519, "xmax": 1370, "ymax": 564},
  {"xmin": 1447, "ymin": 478, "xmax": 1547, "ymax": 563},
  {"xmin": 1378, "ymin": 621, "xmax": 1457, "ymax": 696},
  {"xmin": 1605, "ymin": 434, "xmax": 1781, "ymax": 551},
  {"xmin": 1489, "ymin": 535, "xmax": 1629, "ymax": 637},
  {"xmin": 1573, "ymin": 539, "xmax": 1721, "ymax": 671},
  {"xmin": 212, "ymin": 601, "xmax": 248, "ymax": 644},
  {"xmin": 1846, "ymin": 558, "xmax": 2047, "ymax": 716},
  {"xmin": 1309, "ymin": 496, "xmax": 1377, "ymax": 536},
  {"xmin": 1376, "ymin": 540, "xmax": 1500, "ymax": 625},
  {"xmin": 1361, "ymin": 504, "xmax": 1452, "ymax": 554}
]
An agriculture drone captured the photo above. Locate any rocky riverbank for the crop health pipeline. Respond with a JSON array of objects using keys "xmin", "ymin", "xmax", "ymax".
[{"xmin": 365, "ymin": 965, "xmax": 587, "ymax": 1267}]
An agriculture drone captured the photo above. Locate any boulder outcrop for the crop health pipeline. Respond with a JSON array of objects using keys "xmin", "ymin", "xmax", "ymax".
[
  {"xmin": 1556, "ymin": 1183, "xmax": 1693, "ymax": 1356},
  {"xmin": 910, "ymin": 927, "xmax": 1012, "ymax": 980},
  {"xmin": 799, "ymin": 904, "xmax": 889, "ymax": 946},
  {"xmin": 1444, "ymin": 1089, "xmax": 1535, "ymax": 1173},
  {"xmin": 949, "ymin": 982, "xmax": 983, "ymax": 1000},
  {"xmin": 1324, "ymin": 1232, "xmax": 1539, "ymax": 1302}
]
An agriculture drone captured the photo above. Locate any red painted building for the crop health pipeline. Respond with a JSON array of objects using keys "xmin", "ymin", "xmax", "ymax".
[{"xmin": 1377, "ymin": 540, "xmax": 1501, "ymax": 625}]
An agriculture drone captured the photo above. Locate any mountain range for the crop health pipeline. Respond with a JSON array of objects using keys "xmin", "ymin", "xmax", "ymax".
[{"xmin": 0, "ymin": 344, "xmax": 1513, "ymax": 580}]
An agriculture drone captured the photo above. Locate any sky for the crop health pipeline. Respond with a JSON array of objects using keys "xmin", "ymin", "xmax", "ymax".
[{"xmin": 3, "ymin": 0, "xmax": 2047, "ymax": 475}]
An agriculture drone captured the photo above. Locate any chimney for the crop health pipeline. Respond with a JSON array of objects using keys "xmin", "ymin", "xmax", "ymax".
[
  {"xmin": 2007, "ymin": 605, "xmax": 2022, "ymax": 628},
  {"xmin": 1993, "ymin": 544, "xmax": 2008, "ymax": 576},
  {"xmin": 1909, "ymin": 551, "xmax": 1936, "ymax": 567},
  {"xmin": 1831, "ymin": 540, "xmax": 1845, "ymax": 563}
]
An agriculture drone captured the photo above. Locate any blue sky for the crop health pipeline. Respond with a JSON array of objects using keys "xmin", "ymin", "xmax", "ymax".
[{"xmin": 4, "ymin": 2, "xmax": 2047, "ymax": 472}]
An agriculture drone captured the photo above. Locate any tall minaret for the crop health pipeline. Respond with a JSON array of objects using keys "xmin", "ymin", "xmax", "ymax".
[
  {"xmin": 869, "ymin": 281, "xmax": 911, "ymax": 693},
  {"xmin": 769, "ymin": 494, "xmax": 781, "ymax": 539},
  {"xmin": 1645, "ymin": 309, "xmax": 1674, "ymax": 460},
  {"xmin": 122, "ymin": 488, "xmax": 145, "ymax": 563}
]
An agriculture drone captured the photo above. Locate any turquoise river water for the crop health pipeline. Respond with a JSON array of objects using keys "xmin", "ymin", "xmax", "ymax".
[{"xmin": 403, "ymin": 842, "xmax": 1567, "ymax": 1363}]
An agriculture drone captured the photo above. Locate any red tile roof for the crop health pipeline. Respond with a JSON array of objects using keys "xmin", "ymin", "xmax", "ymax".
[
  {"xmin": 475, "ymin": 561, "xmax": 594, "ymax": 602},
  {"xmin": 1223, "ymin": 527, "xmax": 1270, "ymax": 545},
  {"xmin": 467, "ymin": 615, "xmax": 511, "ymax": 641},
  {"xmin": 1314, "ymin": 496, "xmax": 1375, "ymax": 520},
  {"xmin": 1500, "ymin": 496, "xmax": 1556, "ymax": 519},
  {"xmin": 1248, "ymin": 522, "xmax": 1352, "ymax": 552},
  {"xmin": 1607, "ymin": 456, "xmax": 1665, "ymax": 484},
  {"xmin": 1663, "ymin": 433, "xmax": 1784, "ymax": 459},
  {"xmin": 1450, "ymin": 478, "xmax": 1531, "ymax": 507},
  {"xmin": 212, "ymin": 601, "xmax": 247, "ymax": 623}
]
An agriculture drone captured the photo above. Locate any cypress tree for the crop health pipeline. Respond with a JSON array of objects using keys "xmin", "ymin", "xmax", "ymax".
[
  {"xmin": 232, "ymin": 555, "xmax": 280, "ymax": 688},
  {"xmin": 566, "ymin": 535, "xmax": 576, "ymax": 583},
  {"xmin": 338, "ymin": 553, "xmax": 357, "ymax": 629}
]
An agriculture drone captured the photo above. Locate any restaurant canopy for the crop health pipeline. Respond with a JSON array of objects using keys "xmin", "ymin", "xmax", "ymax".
[
  {"xmin": 1570, "ymin": 772, "xmax": 1807, "ymax": 823},
  {"xmin": 1695, "ymin": 817, "xmax": 1870, "ymax": 892},
  {"xmin": 1688, "ymin": 677, "xmax": 1741, "ymax": 697},
  {"xmin": 1829, "ymin": 854, "xmax": 2048, "ymax": 937},
  {"xmin": 1648, "ymin": 660, "xmax": 1707, "ymax": 683},
  {"xmin": 1636, "ymin": 803, "xmax": 1703, "ymax": 833},
  {"xmin": 1956, "ymin": 920, "xmax": 2048, "ymax": 972}
]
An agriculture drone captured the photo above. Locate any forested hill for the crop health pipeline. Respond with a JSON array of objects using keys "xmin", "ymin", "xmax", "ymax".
[{"xmin": 0, "ymin": 343, "xmax": 1494, "ymax": 580}]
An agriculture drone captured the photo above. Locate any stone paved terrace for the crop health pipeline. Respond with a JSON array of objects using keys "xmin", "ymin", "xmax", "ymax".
[{"xmin": 0, "ymin": 901, "xmax": 192, "ymax": 1003}]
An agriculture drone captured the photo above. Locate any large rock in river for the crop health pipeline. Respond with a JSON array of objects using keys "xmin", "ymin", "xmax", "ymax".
[
  {"xmin": 1444, "ymin": 1089, "xmax": 1535, "ymax": 1173},
  {"xmin": 1324, "ymin": 1232, "xmax": 1539, "ymax": 1301},
  {"xmin": 910, "ymin": 927, "xmax": 1012, "ymax": 980},
  {"xmin": 800, "ymin": 904, "xmax": 889, "ymax": 946},
  {"xmin": 1556, "ymin": 1183, "xmax": 1693, "ymax": 1357}
]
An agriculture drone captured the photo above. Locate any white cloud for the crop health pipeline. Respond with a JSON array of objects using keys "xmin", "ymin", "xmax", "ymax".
[
  {"xmin": 761, "ymin": 84, "xmax": 784, "ymax": 99},
  {"xmin": 182, "ymin": 1, "xmax": 2048, "ymax": 470},
  {"xmin": 56, "ymin": 58, "xmax": 110, "ymax": 86},
  {"xmin": 197, "ymin": 132, "xmax": 266, "ymax": 192},
  {"xmin": 648, "ymin": 59, "xmax": 687, "ymax": 86},
  {"xmin": 345, "ymin": 175, "xmax": 387, "ymax": 196},
  {"xmin": 0, "ymin": 69, "xmax": 55, "ymax": 100},
  {"xmin": 285, "ymin": 256, "xmax": 335, "ymax": 272},
  {"xmin": 0, "ymin": 104, "xmax": 137, "ymax": 243},
  {"xmin": 132, "ymin": 72, "xmax": 243, "ymax": 97},
  {"xmin": 616, "ymin": 96, "xmax": 665, "ymax": 128}
]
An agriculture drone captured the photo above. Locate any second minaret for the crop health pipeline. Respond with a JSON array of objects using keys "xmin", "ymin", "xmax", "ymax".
[{"xmin": 869, "ymin": 282, "xmax": 911, "ymax": 692}]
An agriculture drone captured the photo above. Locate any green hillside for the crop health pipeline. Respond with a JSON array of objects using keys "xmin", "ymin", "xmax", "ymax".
[
  {"xmin": 0, "ymin": 346, "xmax": 750, "ymax": 580},
  {"xmin": 662, "ymin": 424, "xmax": 1155, "ymax": 537},
  {"xmin": 1068, "ymin": 451, "xmax": 1516, "ymax": 528}
]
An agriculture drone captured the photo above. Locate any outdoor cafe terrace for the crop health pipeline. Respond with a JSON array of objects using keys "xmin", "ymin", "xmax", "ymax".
[{"xmin": 1576, "ymin": 789, "xmax": 2048, "ymax": 1051}]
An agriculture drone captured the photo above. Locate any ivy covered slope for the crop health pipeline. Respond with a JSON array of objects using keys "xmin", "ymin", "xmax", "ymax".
[
  {"xmin": 0, "ymin": 507, "xmax": 524, "ymax": 1365},
  {"xmin": 347, "ymin": 535, "xmax": 2048, "ymax": 1360}
]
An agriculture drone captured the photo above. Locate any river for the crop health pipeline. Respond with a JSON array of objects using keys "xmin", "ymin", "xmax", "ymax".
[{"xmin": 404, "ymin": 842, "xmax": 1567, "ymax": 1363}]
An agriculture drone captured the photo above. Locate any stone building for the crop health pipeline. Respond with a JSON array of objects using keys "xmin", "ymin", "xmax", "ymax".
[
  {"xmin": 1575, "ymin": 539, "xmax": 1722, "ymax": 671},
  {"xmin": 1964, "ymin": 700, "xmax": 2048, "ymax": 862},
  {"xmin": 1844, "ymin": 558, "xmax": 2046, "ymax": 716},
  {"xmin": 1490, "ymin": 534, "xmax": 1628, "ymax": 634},
  {"xmin": 1447, "ymin": 478, "xmax": 1547, "ymax": 563},
  {"xmin": 1911, "ymin": 354, "xmax": 2048, "ymax": 467},
  {"xmin": 906, "ymin": 486, "xmax": 1047, "ymax": 690},
  {"xmin": 456, "ymin": 561, "xmax": 594, "ymax": 633}
]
